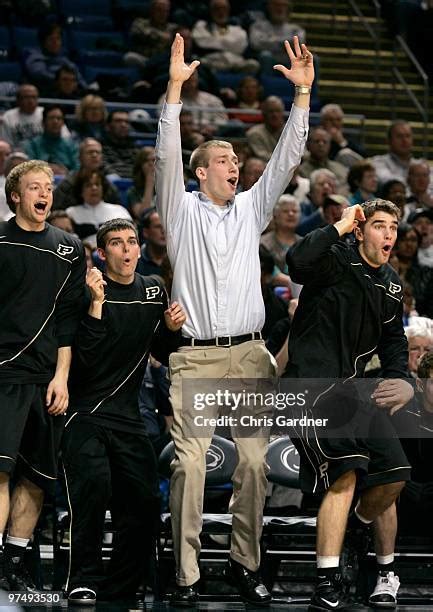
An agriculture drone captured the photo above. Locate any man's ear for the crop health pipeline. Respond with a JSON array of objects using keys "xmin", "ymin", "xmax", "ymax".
[
  {"xmin": 11, "ymin": 191, "xmax": 20, "ymax": 204},
  {"xmin": 196, "ymin": 166, "xmax": 206, "ymax": 181},
  {"xmin": 97, "ymin": 247, "xmax": 106, "ymax": 261},
  {"xmin": 354, "ymin": 224, "xmax": 363, "ymax": 242}
]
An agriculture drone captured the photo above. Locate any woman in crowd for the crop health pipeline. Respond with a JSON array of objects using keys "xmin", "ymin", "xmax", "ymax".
[
  {"xmin": 127, "ymin": 147, "xmax": 156, "ymax": 219},
  {"xmin": 73, "ymin": 95, "xmax": 108, "ymax": 142}
]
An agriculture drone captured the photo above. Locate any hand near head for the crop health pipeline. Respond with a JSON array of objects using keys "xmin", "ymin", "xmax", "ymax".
[
  {"xmin": 273, "ymin": 36, "xmax": 314, "ymax": 87},
  {"xmin": 334, "ymin": 204, "xmax": 365, "ymax": 237},
  {"xmin": 169, "ymin": 33, "xmax": 200, "ymax": 84}
]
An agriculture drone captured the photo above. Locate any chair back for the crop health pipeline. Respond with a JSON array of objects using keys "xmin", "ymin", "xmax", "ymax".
[
  {"xmin": 266, "ymin": 436, "xmax": 300, "ymax": 488},
  {"xmin": 158, "ymin": 435, "xmax": 237, "ymax": 486}
]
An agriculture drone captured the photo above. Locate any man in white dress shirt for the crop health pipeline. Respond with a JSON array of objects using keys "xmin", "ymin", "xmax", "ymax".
[{"xmin": 156, "ymin": 33, "xmax": 313, "ymax": 606}]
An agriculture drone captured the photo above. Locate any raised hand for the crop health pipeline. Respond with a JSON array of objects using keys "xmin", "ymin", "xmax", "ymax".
[
  {"xmin": 335, "ymin": 204, "xmax": 366, "ymax": 236},
  {"xmin": 169, "ymin": 33, "xmax": 200, "ymax": 84},
  {"xmin": 273, "ymin": 36, "xmax": 314, "ymax": 87}
]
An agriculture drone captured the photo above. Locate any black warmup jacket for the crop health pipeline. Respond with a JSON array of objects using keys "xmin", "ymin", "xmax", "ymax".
[
  {"xmin": 285, "ymin": 224, "xmax": 408, "ymax": 379},
  {"xmin": 0, "ymin": 218, "xmax": 86, "ymax": 384},
  {"xmin": 67, "ymin": 274, "xmax": 175, "ymax": 434}
]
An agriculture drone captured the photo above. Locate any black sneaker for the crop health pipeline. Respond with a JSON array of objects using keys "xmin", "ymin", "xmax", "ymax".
[
  {"xmin": 309, "ymin": 574, "xmax": 362, "ymax": 611},
  {"xmin": 4, "ymin": 557, "xmax": 39, "ymax": 593}
]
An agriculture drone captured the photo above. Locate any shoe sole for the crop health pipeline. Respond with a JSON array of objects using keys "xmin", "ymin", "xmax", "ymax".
[
  {"xmin": 308, "ymin": 604, "xmax": 361, "ymax": 611},
  {"xmin": 368, "ymin": 602, "xmax": 397, "ymax": 609},
  {"xmin": 68, "ymin": 599, "xmax": 96, "ymax": 606}
]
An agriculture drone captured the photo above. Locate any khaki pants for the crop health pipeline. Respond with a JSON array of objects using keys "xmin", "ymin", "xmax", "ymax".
[{"xmin": 168, "ymin": 340, "xmax": 276, "ymax": 586}]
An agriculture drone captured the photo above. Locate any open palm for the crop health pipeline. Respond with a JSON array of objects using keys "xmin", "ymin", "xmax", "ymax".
[
  {"xmin": 169, "ymin": 33, "xmax": 200, "ymax": 83},
  {"xmin": 274, "ymin": 36, "xmax": 314, "ymax": 87}
]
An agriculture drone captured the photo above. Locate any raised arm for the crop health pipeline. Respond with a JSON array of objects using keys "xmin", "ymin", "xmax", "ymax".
[
  {"xmin": 287, "ymin": 205, "xmax": 366, "ymax": 284},
  {"xmin": 166, "ymin": 33, "xmax": 200, "ymax": 104},
  {"xmin": 155, "ymin": 34, "xmax": 200, "ymax": 232},
  {"xmin": 274, "ymin": 37, "xmax": 314, "ymax": 110},
  {"xmin": 248, "ymin": 38, "xmax": 314, "ymax": 229}
]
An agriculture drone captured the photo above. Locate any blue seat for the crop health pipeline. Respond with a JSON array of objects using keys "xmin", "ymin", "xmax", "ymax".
[
  {"xmin": 77, "ymin": 50, "xmax": 124, "ymax": 68},
  {"xmin": 68, "ymin": 30, "xmax": 125, "ymax": 53},
  {"xmin": 11, "ymin": 26, "xmax": 39, "ymax": 51},
  {"xmin": 0, "ymin": 27, "xmax": 11, "ymax": 60},
  {"xmin": 260, "ymin": 74, "xmax": 295, "ymax": 109},
  {"xmin": 215, "ymin": 71, "xmax": 245, "ymax": 90},
  {"xmin": 111, "ymin": 178, "xmax": 133, "ymax": 208},
  {"xmin": 66, "ymin": 16, "xmax": 115, "ymax": 32},
  {"xmin": 58, "ymin": 0, "xmax": 112, "ymax": 18},
  {"xmin": 0, "ymin": 61, "xmax": 22, "ymax": 82},
  {"xmin": 84, "ymin": 65, "xmax": 140, "ymax": 86}
]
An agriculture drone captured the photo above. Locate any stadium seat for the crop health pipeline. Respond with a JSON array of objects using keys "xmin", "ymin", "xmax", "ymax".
[
  {"xmin": 0, "ymin": 61, "xmax": 22, "ymax": 82},
  {"xmin": 111, "ymin": 178, "xmax": 133, "ymax": 208},
  {"xmin": 68, "ymin": 30, "xmax": 125, "ymax": 54},
  {"xmin": 77, "ymin": 50, "xmax": 124, "ymax": 69},
  {"xmin": 66, "ymin": 16, "xmax": 115, "ymax": 32},
  {"xmin": 0, "ymin": 27, "xmax": 11, "ymax": 60},
  {"xmin": 83, "ymin": 65, "xmax": 140, "ymax": 86},
  {"xmin": 58, "ymin": 0, "xmax": 112, "ymax": 18},
  {"xmin": 11, "ymin": 26, "xmax": 39, "ymax": 52},
  {"xmin": 215, "ymin": 71, "xmax": 246, "ymax": 90}
]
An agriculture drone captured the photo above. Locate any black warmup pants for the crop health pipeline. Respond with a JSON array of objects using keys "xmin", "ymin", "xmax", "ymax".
[{"xmin": 62, "ymin": 419, "xmax": 159, "ymax": 598}]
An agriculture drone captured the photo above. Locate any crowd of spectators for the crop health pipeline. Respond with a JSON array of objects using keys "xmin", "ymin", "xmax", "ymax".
[{"xmin": 0, "ymin": 0, "xmax": 432, "ymax": 543}]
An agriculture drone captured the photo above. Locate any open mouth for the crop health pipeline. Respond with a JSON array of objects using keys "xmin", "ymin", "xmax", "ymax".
[
  {"xmin": 382, "ymin": 244, "xmax": 392, "ymax": 254},
  {"xmin": 34, "ymin": 201, "xmax": 48, "ymax": 213},
  {"xmin": 227, "ymin": 177, "xmax": 237, "ymax": 187}
]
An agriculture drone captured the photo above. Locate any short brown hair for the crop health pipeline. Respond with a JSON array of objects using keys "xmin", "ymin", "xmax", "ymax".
[
  {"xmin": 96, "ymin": 218, "xmax": 138, "ymax": 249},
  {"xmin": 189, "ymin": 140, "xmax": 233, "ymax": 178},
  {"xmin": 5, "ymin": 160, "xmax": 53, "ymax": 212},
  {"xmin": 361, "ymin": 198, "xmax": 401, "ymax": 224},
  {"xmin": 72, "ymin": 168, "xmax": 111, "ymax": 203},
  {"xmin": 418, "ymin": 351, "xmax": 433, "ymax": 379}
]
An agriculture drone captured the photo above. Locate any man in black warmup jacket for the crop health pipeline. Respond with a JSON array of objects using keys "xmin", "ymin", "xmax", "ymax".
[
  {"xmin": 0, "ymin": 160, "xmax": 86, "ymax": 592},
  {"xmin": 63, "ymin": 218, "xmax": 185, "ymax": 606},
  {"xmin": 285, "ymin": 199, "xmax": 414, "ymax": 611}
]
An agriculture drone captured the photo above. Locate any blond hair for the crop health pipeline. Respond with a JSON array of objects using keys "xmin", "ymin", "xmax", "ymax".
[
  {"xmin": 5, "ymin": 160, "xmax": 53, "ymax": 212},
  {"xmin": 189, "ymin": 140, "xmax": 233, "ymax": 178},
  {"xmin": 75, "ymin": 94, "xmax": 107, "ymax": 123}
]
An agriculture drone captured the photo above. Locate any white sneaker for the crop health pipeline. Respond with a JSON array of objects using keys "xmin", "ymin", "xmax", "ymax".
[{"xmin": 369, "ymin": 571, "xmax": 400, "ymax": 608}]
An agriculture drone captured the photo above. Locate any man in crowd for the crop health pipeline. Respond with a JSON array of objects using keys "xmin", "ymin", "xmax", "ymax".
[
  {"xmin": 156, "ymin": 33, "xmax": 312, "ymax": 606},
  {"xmin": 53, "ymin": 138, "xmax": 121, "ymax": 210},
  {"xmin": 0, "ymin": 84, "xmax": 70, "ymax": 148},
  {"xmin": 0, "ymin": 160, "xmax": 85, "ymax": 592},
  {"xmin": 25, "ymin": 105, "xmax": 78, "ymax": 173},
  {"xmin": 102, "ymin": 111, "xmax": 137, "ymax": 179},
  {"xmin": 373, "ymin": 120, "xmax": 416, "ymax": 188}
]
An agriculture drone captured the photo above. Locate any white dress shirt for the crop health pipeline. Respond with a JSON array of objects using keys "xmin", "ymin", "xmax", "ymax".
[{"xmin": 156, "ymin": 102, "xmax": 309, "ymax": 339}]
